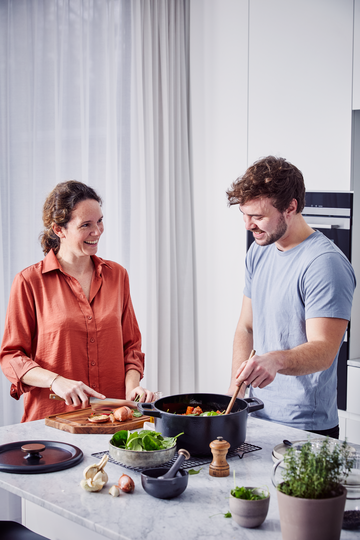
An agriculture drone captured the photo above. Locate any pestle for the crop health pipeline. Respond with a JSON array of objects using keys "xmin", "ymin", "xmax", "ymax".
[{"xmin": 157, "ymin": 449, "xmax": 191, "ymax": 479}]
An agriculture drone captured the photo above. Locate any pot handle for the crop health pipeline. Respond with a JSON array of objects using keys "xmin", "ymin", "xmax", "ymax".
[
  {"xmin": 243, "ymin": 397, "xmax": 264, "ymax": 413},
  {"xmin": 137, "ymin": 402, "xmax": 162, "ymax": 418}
]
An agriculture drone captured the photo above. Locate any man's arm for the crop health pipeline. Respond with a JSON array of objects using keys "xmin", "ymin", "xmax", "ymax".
[
  {"xmin": 235, "ymin": 316, "xmax": 349, "ymax": 389},
  {"xmin": 227, "ymin": 295, "xmax": 253, "ymax": 396}
]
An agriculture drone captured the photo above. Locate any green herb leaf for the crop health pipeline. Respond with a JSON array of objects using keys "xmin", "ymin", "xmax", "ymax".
[
  {"xmin": 224, "ymin": 512, "xmax": 232, "ymax": 518},
  {"xmin": 278, "ymin": 437, "xmax": 355, "ymax": 499},
  {"xmin": 188, "ymin": 468, "xmax": 203, "ymax": 475},
  {"xmin": 231, "ymin": 486, "xmax": 267, "ymax": 500}
]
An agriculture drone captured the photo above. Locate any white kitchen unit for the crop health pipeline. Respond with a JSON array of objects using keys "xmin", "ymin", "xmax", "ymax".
[
  {"xmin": 339, "ymin": 359, "xmax": 360, "ymax": 443},
  {"xmin": 247, "ymin": 0, "xmax": 354, "ymax": 191},
  {"xmin": 353, "ymin": 0, "xmax": 360, "ymax": 110}
]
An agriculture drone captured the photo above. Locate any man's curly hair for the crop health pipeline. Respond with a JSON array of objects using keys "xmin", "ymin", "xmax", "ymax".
[{"xmin": 226, "ymin": 156, "xmax": 305, "ymax": 214}]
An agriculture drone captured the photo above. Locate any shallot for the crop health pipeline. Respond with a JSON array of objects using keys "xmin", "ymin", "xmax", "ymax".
[
  {"xmin": 118, "ymin": 473, "xmax": 135, "ymax": 493},
  {"xmin": 113, "ymin": 406, "xmax": 133, "ymax": 422}
]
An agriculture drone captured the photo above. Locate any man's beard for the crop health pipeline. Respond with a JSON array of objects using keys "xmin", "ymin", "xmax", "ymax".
[{"xmin": 253, "ymin": 213, "xmax": 287, "ymax": 246}]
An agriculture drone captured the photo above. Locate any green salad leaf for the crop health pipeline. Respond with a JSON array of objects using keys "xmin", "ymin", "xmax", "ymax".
[
  {"xmin": 231, "ymin": 486, "xmax": 267, "ymax": 500},
  {"xmin": 110, "ymin": 429, "xmax": 184, "ymax": 451}
]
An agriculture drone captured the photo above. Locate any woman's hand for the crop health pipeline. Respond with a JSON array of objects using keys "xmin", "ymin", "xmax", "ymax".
[
  {"xmin": 51, "ymin": 376, "xmax": 105, "ymax": 407},
  {"xmin": 127, "ymin": 386, "xmax": 154, "ymax": 403}
]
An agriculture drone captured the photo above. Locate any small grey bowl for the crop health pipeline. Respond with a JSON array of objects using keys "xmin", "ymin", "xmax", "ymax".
[
  {"xmin": 229, "ymin": 488, "xmax": 270, "ymax": 528},
  {"xmin": 141, "ymin": 467, "xmax": 189, "ymax": 499},
  {"xmin": 109, "ymin": 441, "xmax": 176, "ymax": 468}
]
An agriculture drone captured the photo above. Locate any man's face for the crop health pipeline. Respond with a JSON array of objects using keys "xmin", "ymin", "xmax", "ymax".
[{"xmin": 239, "ymin": 197, "xmax": 287, "ymax": 247}]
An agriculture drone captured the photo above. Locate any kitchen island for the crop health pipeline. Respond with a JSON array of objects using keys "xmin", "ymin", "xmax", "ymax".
[{"xmin": 0, "ymin": 416, "xmax": 359, "ymax": 540}]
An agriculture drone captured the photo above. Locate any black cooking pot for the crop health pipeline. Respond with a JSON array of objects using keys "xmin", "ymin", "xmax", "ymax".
[{"xmin": 137, "ymin": 393, "xmax": 263, "ymax": 456}]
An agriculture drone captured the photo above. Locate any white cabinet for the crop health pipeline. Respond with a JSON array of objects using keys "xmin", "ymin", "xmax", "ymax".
[
  {"xmin": 347, "ymin": 363, "xmax": 360, "ymax": 414},
  {"xmin": 339, "ymin": 361, "xmax": 360, "ymax": 444},
  {"xmin": 353, "ymin": 0, "xmax": 360, "ymax": 109},
  {"xmin": 247, "ymin": 0, "xmax": 353, "ymax": 190}
]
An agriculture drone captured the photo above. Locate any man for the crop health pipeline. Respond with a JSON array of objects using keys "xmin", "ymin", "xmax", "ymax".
[{"xmin": 226, "ymin": 156, "xmax": 356, "ymax": 438}]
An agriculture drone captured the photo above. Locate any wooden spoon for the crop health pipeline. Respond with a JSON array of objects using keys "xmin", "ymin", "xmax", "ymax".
[{"xmin": 225, "ymin": 349, "xmax": 256, "ymax": 415}]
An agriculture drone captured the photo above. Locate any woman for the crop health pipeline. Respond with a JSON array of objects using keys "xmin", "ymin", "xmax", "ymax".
[{"xmin": 0, "ymin": 180, "xmax": 153, "ymax": 422}]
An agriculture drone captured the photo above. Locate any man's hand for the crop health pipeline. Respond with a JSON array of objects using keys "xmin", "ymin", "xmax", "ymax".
[{"xmin": 235, "ymin": 351, "xmax": 280, "ymax": 389}]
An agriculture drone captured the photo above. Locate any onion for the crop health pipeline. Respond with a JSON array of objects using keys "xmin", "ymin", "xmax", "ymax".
[{"xmin": 118, "ymin": 473, "xmax": 135, "ymax": 493}]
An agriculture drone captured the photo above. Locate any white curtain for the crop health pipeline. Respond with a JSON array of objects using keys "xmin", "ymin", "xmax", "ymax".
[{"xmin": 0, "ymin": 0, "xmax": 197, "ymax": 430}]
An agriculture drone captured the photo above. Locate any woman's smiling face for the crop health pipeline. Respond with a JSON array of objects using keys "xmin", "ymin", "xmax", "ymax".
[{"xmin": 55, "ymin": 199, "xmax": 104, "ymax": 259}]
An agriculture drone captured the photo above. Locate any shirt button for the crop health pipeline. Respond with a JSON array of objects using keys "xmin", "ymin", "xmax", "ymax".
[
  {"xmin": 92, "ymin": 384, "xmax": 96, "ymax": 389},
  {"xmin": 88, "ymin": 316, "xmax": 92, "ymax": 320},
  {"xmin": 91, "ymin": 362, "xmax": 96, "ymax": 366},
  {"xmin": 90, "ymin": 338, "xmax": 95, "ymax": 343}
]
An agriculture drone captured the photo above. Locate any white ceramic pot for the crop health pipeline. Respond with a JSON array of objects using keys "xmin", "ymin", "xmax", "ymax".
[{"xmin": 277, "ymin": 486, "xmax": 347, "ymax": 540}]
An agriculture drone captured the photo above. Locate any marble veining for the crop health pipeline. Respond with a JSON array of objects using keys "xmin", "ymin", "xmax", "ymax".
[{"xmin": 0, "ymin": 417, "xmax": 359, "ymax": 539}]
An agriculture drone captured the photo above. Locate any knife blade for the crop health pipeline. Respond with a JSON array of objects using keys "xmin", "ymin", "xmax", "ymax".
[{"xmin": 49, "ymin": 394, "xmax": 138, "ymax": 410}]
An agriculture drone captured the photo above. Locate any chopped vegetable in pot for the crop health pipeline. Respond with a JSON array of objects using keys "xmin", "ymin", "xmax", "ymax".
[{"xmin": 179, "ymin": 406, "xmax": 224, "ymax": 416}]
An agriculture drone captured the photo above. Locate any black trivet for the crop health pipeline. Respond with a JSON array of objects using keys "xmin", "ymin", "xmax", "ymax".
[{"xmin": 91, "ymin": 442, "xmax": 261, "ymax": 473}]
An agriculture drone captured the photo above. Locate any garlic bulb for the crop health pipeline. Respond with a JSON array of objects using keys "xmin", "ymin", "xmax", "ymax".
[{"xmin": 81, "ymin": 455, "xmax": 109, "ymax": 492}]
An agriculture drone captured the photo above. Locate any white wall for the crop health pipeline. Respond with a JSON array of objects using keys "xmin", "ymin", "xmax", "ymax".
[{"xmin": 190, "ymin": 0, "xmax": 249, "ymax": 393}]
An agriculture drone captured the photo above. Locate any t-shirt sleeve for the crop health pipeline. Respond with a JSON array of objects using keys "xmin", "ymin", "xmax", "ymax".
[
  {"xmin": 303, "ymin": 252, "xmax": 356, "ymax": 321},
  {"xmin": 243, "ymin": 244, "xmax": 256, "ymax": 299}
]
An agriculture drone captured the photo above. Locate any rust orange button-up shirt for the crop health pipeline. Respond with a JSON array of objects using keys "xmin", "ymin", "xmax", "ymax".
[{"xmin": 0, "ymin": 250, "xmax": 145, "ymax": 422}]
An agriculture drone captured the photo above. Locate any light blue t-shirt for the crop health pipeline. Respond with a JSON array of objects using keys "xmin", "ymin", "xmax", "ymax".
[{"xmin": 244, "ymin": 230, "xmax": 356, "ymax": 431}]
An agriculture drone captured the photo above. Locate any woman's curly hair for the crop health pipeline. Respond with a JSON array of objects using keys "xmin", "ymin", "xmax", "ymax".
[
  {"xmin": 40, "ymin": 180, "xmax": 102, "ymax": 255},
  {"xmin": 226, "ymin": 156, "xmax": 305, "ymax": 214}
]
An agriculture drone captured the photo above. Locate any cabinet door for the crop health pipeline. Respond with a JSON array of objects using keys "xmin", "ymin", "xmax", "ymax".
[
  {"xmin": 353, "ymin": 0, "xmax": 360, "ymax": 110},
  {"xmin": 347, "ymin": 365, "xmax": 360, "ymax": 414},
  {"xmin": 248, "ymin": 0, "xmax": 353, "ymax": 190}
]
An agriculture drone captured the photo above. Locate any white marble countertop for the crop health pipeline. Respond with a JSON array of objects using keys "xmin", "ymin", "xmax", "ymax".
[{"xmin": 0, "ymin": 417, "xmax": 359, "ymax": 540}]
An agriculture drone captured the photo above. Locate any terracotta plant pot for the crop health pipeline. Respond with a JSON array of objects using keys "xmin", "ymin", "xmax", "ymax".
[
  {"xmin": 229, "ymin": 488, "xmax": 270, "ymax": 528},
  {"xmin": 277, "ymin": 486, "xmax": 347, "ymax": 540}
]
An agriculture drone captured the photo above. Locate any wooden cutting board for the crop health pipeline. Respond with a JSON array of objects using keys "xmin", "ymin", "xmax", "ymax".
[{"xmin": 45, "ymin": 408, "xmax": 151, "ymax": 434}]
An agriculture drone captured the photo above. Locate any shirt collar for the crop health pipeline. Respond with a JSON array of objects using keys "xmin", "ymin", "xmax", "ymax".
[{"xmin": 42, "ymin": 249, "xmax": 112, "ymax": 275}]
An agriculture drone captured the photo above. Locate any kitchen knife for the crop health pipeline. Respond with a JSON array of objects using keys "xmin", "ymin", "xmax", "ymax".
[{"xmin": 49, "ymin": 394, "xmax": 138, "ymax": 410}]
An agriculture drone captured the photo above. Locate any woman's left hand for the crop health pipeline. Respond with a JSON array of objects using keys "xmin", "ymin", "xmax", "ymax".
[{"xmin": 128, "ymin": 386, "xmax": 154, "ymax": 403}]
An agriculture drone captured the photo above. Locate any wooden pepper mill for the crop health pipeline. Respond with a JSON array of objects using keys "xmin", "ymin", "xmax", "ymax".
[{"xmin": 209, "ymin": 436, "xmax": 230, "ymax": 477}]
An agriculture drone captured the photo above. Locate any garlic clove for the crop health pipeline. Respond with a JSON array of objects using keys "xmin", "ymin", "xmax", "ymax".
[
  {"xmin": 93, "ymin": 470, "xmax": 108, "ymax": 484},
  {"xmin": 98, "ymin": 455, "xmax": 109, "ymax": 470},
  {"xmin": 83, "ymin": 464, "xmax": 100, "ymax": 480},
  {"xmin": 109, "ymin": 485, "xmax": 120, "ymax": 497},
  {"xmin": 80, "ymin": 478, "xmax": 104, "ymax": 492}
]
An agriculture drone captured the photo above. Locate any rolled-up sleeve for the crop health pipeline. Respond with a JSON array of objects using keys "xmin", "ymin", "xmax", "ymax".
[{"xmin": 0, "ymin": 273, "xmax": 39, "ymax": 399}]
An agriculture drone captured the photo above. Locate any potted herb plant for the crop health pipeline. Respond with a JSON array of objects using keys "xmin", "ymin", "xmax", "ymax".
[
  {"xmin": 229, "ymin": 485, "xmax": 270, "ymax": 528},
  {"xmin": 273, "ymin": 437, "xmax": 355, "ymax": 540}
]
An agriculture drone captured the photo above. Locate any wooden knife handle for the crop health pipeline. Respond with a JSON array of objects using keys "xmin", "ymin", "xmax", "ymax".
[{"xmin": 49, "ymin": 394, "xmax": 63, "ymax": 401}]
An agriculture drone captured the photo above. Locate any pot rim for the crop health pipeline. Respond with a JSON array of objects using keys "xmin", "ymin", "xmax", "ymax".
[
  {"xmin": 152, "ymin": 392, "xmax": 250, "ymax": 415},
  {"xmin": 276, "ymin": 483, "xmax": 347, "ymax": 501}
]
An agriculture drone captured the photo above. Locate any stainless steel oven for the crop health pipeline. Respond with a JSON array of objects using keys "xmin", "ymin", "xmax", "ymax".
[{"xmin": 246, "ymin": 191, "xmax": 353, "ymax": 410}]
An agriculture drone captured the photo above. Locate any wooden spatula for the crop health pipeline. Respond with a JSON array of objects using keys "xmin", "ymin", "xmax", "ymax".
[{"xmin": 225, "ymin": 349, "xmax": 256, "ymax": 415}]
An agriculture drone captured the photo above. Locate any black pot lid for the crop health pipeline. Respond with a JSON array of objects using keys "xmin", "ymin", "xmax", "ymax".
[{"xmin": 0, "ymin": 440, "xmax": 83, "ymax": 474}]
